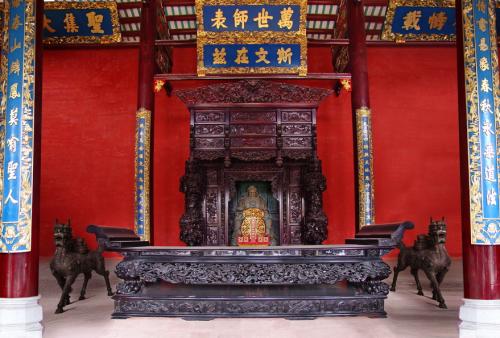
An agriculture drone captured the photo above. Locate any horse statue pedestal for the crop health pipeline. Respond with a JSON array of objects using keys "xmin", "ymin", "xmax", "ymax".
[{"xmin": 88, "ymin": 222, "xmax": 413, "ymax": 319}]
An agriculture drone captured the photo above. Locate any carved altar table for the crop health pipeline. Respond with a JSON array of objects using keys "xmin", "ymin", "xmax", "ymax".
[{"xmin": 88, "ymin": 221, "xmax": 413, "ymax": 319}]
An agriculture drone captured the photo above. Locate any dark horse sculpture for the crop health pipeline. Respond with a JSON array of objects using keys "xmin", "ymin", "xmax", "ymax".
[
  {"xmin": 50, "ymin": 220, "xmax": 113, "ymax": 314},
  {"xmin": 390, "ymin": 217, "xmax": 451, "ymax": 308}
]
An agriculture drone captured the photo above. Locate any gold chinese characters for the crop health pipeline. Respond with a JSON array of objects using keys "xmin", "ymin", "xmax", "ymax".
[
  {"xmin": 43, "ymin": 11, "xmax": 106, "ymax": 34},
  {"xmin": 402, "ymin": 10, "xmax": 448, "ymax": 31},
  {"xmin": 209, "ymin": 6, "xmax": 295, "ymax": 30},
  {"xmin": 211, "ymin": 46, "xmax": 294, "ymax": 65}
]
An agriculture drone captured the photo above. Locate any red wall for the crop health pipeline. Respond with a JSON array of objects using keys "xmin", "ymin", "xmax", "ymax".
[
  {"xmin": 39, "ymin": 46, "xmax": 462, "ymax": 256},
  {"xmin": 41, "ymin": 48, "xmax": 138, "ymax": 255}
]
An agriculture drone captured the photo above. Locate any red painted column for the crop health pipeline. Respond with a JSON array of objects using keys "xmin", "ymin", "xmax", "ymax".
[
  {"xmin": 0, "ymin": 0, "xmax": 43, "ymax": 299},
  {"xmin": 456, "ymin": 0, "xmax": 500, "ymax": 301},
  {"xmin": 134, "ymin": 0, "xmax": 156, "ymax": 243},
  {"xmin": 347, "ymin": 0, "xmax": 375, "ymax": 231},
  {"xmin": 137, "ymin": 0, "xmax": 156, "ymax": 111},
  {"xmin": 348, "ymin": 0, "xmax": 369, "ymax": 109}
]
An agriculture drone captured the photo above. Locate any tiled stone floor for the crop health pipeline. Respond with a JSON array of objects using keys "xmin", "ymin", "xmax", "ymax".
[{"xmin": 39, "ymin": 258, "xmax": 462, "ymax": 338}]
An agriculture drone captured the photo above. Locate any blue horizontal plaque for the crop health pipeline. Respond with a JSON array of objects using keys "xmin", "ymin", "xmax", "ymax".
[
  {"xmin": 391, "ymin": 7, "xmax": 456, "ymax": 35},
  {"xmin": 203, "ymin": 5, "xmax": 301, "ymax": 32},
  {"xmin": 43, "ymin": 2, "xmax": 120, "ymax": 44},
  {"xmin": 203, "ymin": 44, "xmax": 301, "ymax": 68},
  {"xmin": 196, "ymin": 0, "xmax": 307, "ymax": 76}
]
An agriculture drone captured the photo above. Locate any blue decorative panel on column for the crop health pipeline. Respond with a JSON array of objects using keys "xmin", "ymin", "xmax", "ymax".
[
  {"xmin": 134, "ymin": 108, "xmax": 151, "ymax": 241},
  {"xmin": 0, "ymin": 0, "xmax": 36, "ymax": 252},
  {"xmin": 356, "ymin": 108, "xmax": 375, "ymax": 227},
  {"xmin": 462, "ymin": 0, "xmax": 500, "ymax": 245}
]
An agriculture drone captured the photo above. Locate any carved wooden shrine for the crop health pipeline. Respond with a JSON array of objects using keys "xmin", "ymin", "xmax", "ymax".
[
  {"xmin": 83, "ymin": 80, "xmax": 415, "ymax": 319},
  {"xmin": 176, "ymin": 80, "xmax": 331, "ymax": 247}
]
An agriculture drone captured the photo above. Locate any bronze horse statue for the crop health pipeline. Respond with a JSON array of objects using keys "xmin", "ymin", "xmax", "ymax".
[
  {"xmin": 390, "ymin": 217, "xmax": 451, "ymax": 308},
  {"xmin": 50, "ymin": 220, "xmax": 113, "ymax": 314}
]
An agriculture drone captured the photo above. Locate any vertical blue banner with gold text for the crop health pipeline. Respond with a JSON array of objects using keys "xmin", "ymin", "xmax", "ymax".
[
  {"xmin": 134, "ymin": 108, "xmax": 151, "ymax": 241},
  {"xmin": 462, "ymin": 0, "xmax": 500, "ymax": 245},
  {"xmin": 0, "ymin": 0, "xmax": 36, "ymax": 252},
  {"xmin": 356, "ymin": 108, "xmax": 375, "ymax": 227}
]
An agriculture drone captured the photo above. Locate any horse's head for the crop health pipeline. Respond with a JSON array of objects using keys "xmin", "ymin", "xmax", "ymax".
[
  {"xmin": 54, "ymin": 219, "xmax": 73, "ymax": 248},
  {"xmin": 429, "ymin": 217, "xmax": 447, "ymax": 244}
]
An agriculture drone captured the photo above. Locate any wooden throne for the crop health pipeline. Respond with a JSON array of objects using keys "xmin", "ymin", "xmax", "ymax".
[{"xmin": 176, "ymin": 80, "xmax": 332, "ymax": 246}]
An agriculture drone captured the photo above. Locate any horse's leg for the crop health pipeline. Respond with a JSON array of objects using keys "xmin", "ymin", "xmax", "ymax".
[
  {"xmin": 52, "ymin": 272, "xmax": 70, "ymax": 306},
  {"xmin": 391, "ymin": 253, "xmax": 408, "ymax": 292},
  {"xmin": 94, "ymin": 256, "xmax": 113, "ymax": 296},
  {"xmin": 433, "ymin": 268, "xmax": 449, "ymax": 301},
  {"xmin": 390, "ymin": 264, "xmax": 403, "ymax": 292},
  {"xmin": 79, "ymin": 272, "xmax": 92, "ymax": 300},
  {"xmin": 55, "ymin": 274, "xmax": 77, "ymax": 314},
  {"xmin": 424, "ymin": 269, "xmax": 447, "ymax": 309},
  {"xmin": 411, "ymin": 268, "xmax": 424, "ymax": 296}
]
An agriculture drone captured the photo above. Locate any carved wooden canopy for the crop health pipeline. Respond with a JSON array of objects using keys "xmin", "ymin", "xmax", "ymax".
[{"xmin": 175, "ymin": 80, "xmax": 333, "ymax": 105}]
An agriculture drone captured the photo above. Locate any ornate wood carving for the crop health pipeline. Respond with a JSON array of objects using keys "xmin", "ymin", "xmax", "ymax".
[
  {"xmin": 178, "ymin": 80, "xmax": 331, "ymax": 247},
  {"xmin": 205, "ymin": 189, "xmax": 218, "ymax": 224},
  {"xmin": 115, "ymin": 260, "xmax": 391, "ymax": 289},
  {"xmin": 282, "ymin": 149, "xmax": 311, "ymax": 160},
  {"xmin": 176, "ymin": 80, "xmax": 332, "ymax": 105},
  {"xmin": 282, "ymin": 111, "xmax": 312, "ymax": 122},
  {"xmin": 231, "ymin": 111, "xmax": 276, "ymax": 122},
  {"xmin": 282, "ymin": 124, "xmax": 312, "ymax": 136},
  {"xmin": 195, "ymin": 111, "xmax": 224, "ymax": 122},
  {"xmin": 115, "ymin": 299, "xmax": 385, "ymax": 318},
  {"xmin": 283, "ymin": 137, "xmax": 312, "ymax": 148},
  {"xmin": 230, "ymin": 151, "xmax": 276, "ymax": 162},
  {"xmin": 230, "ymin": 125, "xmax": 276, "ymax": 136},
  {"xmin": 179, "ymin": 161, "xmax": 206, "ymax": 246},
  {"xmin": 193, "ymin": 150, "xmax": 225, "ymax": 161},
  {"xmin": 231, "ymin": 137, "xmax": 276, "ymax": 148},
  {"xmin": 195, "ymin": 125, "xmax": 225, "ymax": 136},
  {"xmin": 289, "ymin": 189, "xmax": 302, "ymax": 225},
  {"xmin": 195, "ymin": 138, "xmax": 224, "ymax": 149},
  {"xmin": 302, "ymin": 160, "xmax": 328, "ymax": 244}
]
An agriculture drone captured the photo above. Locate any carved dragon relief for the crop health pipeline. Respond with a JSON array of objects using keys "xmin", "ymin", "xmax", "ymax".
[
  {"xmin": 176, "ymin": 80, "xmax": 333, "ymax": 105},
  {"xmin": 115, "ymin": 259, "xmax": 391, "ymax": 296}
]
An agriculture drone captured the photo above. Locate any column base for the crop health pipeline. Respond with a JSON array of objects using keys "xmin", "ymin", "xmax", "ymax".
[
  {"xmin": 460, "ymin": 299, "xmax": 500, "ymax": 338},
  {"xmin": 0, "ymin": 296, "xmax": 43, "ymax": 338}
]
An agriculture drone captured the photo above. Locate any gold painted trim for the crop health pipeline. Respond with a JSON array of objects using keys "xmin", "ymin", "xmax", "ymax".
[
  {"xmin": 43, "ymin": 1, "xmax": 121, "ymax": 44},
  {"xmin": 382, "ymin": 0, "xmax": 456, "ymax": 42},
  {"xmin": 134, "ymin": 107, "xmax": 151, "ymax": 242},
  {"xmin": 356, "ymin": 107, "xmax": 375, "ymax": 228}
]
